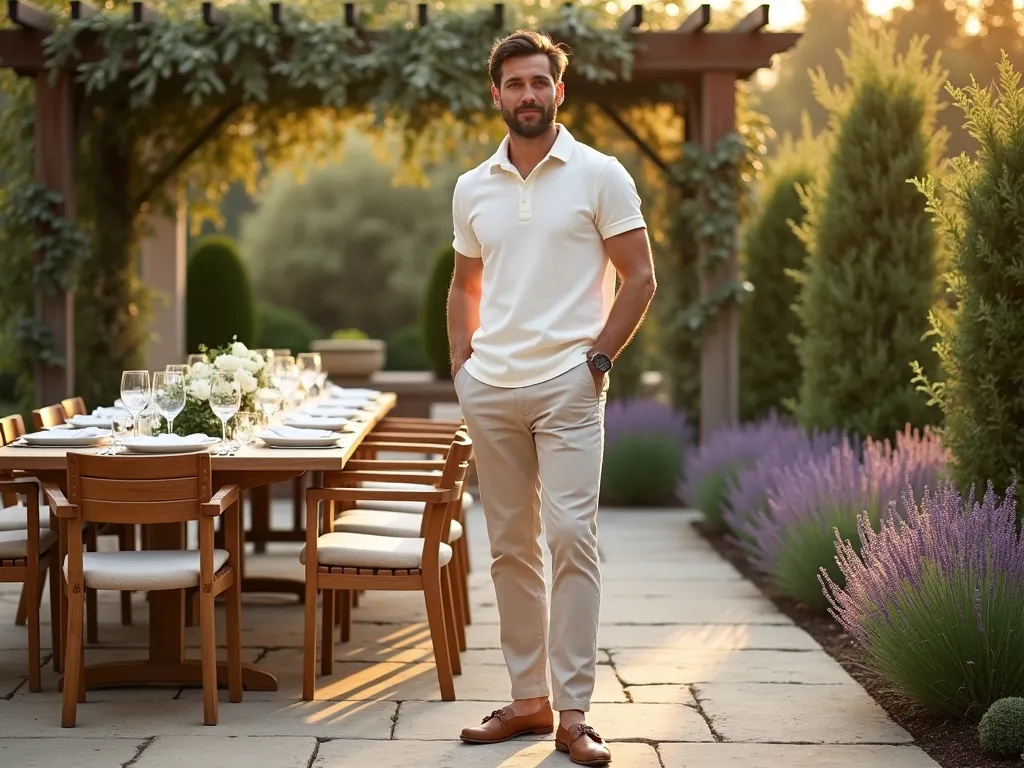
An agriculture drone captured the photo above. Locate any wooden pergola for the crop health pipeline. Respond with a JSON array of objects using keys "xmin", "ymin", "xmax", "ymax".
[{"xmin": 0, "ymin": 0, "xmax": 799, "ymax": 439}]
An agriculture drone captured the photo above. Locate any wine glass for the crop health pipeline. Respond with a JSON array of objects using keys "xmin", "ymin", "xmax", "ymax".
[
  {"xmin": 297, "ymin": 352, "xmax": 321, "ymax": 396},
  {"xmin": 271, "ymin": 356, "xmax": 300, "ymax": 403},
  {"xmin": 110, "ymin": 413, "xmax": 133, "ymax": 454},
  {"xmin": 166, "ymin": 364, "xmax": 190, "ymax": 376},
  {"xmin": 153, "ymin": 371, "xmax": 186, "ymax": 436},
  {"xmin": 256, "ymin": 387, "xmax": 284, "ymax": 424},
  {"xmin": 209, "ymin": 373, "xmax": 241, "ymax": 446},
  {"xmin": 119, "ymin": 370, "xmax": 151, "ymax": 438},
  {"xmin": 186, "ymin": 354, "xmax": 207, "ymax": 367},
  {"xmin": 251, "ymin": 349, "xmax": 275, "ymax": 366},
  {"xmin": 232, "ymin": 412, "xmax": 255, "ymax": 450}
]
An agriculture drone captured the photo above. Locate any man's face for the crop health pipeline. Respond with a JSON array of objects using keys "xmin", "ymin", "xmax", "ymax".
[{"xmin": 492, "ymin": 53, "xmax": 564, "ymax": 139}]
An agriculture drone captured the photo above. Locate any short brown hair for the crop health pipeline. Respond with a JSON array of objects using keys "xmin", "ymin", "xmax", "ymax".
[{"xmin": 488, "ymin": 30, "xmax": 569, "ymax": 87}]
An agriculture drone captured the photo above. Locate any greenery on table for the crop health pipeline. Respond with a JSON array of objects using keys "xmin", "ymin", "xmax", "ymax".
[
  {"xmin": 791, "ymin": 20, "xmax": 945, "ymax": 442},
  {"xmin": 910, "ymin": 53, "xmax": 1024, "ymax": 511}
]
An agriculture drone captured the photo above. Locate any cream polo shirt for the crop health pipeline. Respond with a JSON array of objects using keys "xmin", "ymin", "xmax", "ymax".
[{"xmin": 451, "ymin": 125, "xmax": 646, "ymax": 389}]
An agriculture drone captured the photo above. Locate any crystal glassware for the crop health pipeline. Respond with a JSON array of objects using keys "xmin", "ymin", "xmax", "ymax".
[
  {"xmin": 119, "ymin": 370, "xmax": 151, "ymax": 438},
  {"xmin": 271, "ymin": 356, "xmax": 300, "ymax": 403},
  {"xmin": 186, "ymin": 354, "xmax": 207, "ymax": 367},
  {"xmin": 232, "ymin": 411, "xmax": 255, "ymax": 449},
  {"xmin": 110, "ymin": 413, "xmax": 133, "ymax": 454},
  {"xmin": 297, "ymin": 352, "xmax": 322, "ymax": 396},
  {"xmin": 166, "ymin": 364, "xmax": 190, "ymax": 376},
  {"xmin": 153, "ymin": 371, "xmax": 186, "ymax": 436},
  {"xmin": 209, "ymin": 373, "xmax": 241, "ymax": 445},
  {"xmin": 256, "ymin": 387, "xmax": 284, "ymax": 424}
]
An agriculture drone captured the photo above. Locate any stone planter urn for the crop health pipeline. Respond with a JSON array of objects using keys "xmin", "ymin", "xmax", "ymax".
[{"xmin": 311, "ymin": 338, "xmax": 386, "ymax": 379}]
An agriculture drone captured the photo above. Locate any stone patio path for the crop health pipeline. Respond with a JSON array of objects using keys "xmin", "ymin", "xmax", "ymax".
[{"xmin": 0, "ymin": 504, "xmax": 938, "ymax": 767}]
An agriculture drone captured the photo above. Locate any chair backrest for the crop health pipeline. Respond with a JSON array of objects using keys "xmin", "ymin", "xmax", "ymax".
[
  {"xmin": 0, "ymin": 414, "xmax": 25, "ymax": 444},
  {"xmin": 32, "ymin": 404, "xmax": 66, "ymax": 430},
  {"xmin": 61, "ymin": 397, "xmax": 87, "ymax": 418},
  {"xmin": 421, "ymin": 432, "xmax": 473, "ymax": 550},
  {"xmin": 66, "ymin": 452, "xmax": 213, "ymax": 525}
]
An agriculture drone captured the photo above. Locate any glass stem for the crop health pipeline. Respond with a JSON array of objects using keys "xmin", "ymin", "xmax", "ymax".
[
  {"xmin": 221, "ymin": 419, "xmax": 227, "ymax": 443},
  {"xmin": 168, "ymin": 417, "xmax": 174, "ymax": 436}
]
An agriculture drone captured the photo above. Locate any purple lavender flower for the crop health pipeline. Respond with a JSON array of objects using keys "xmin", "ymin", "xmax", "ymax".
[
  {"xmin": 604, "ymin": 398, "xmax": 692, "ymax": 450},
  {"xmin": 724, "ymin": 426, "xmax": 847, "ymax": 539},
  {"xmin": 738, "ymin": 425, "xmax": 948, "ymax": 609},
  {"xmin": 822, "ymin": 480, "xmax": 1024, "ymax": 716}
]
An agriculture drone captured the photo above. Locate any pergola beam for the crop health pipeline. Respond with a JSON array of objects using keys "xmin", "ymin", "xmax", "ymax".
[
  {"xmin": 676, "ymin": 3, "xmax": 710, "ymax": 33},
  {"xmin": 731, "ymin": 4, "xmax": 769, "ymax": 33},
  {"xmin": 132, "ymin": 1, "xmax": 161, "ymax": 24},
  {"xmin": 417, "ymin": 3, "xmax": 428, "ymax": 26},
  {"xmin": 7, "ymin": 0, "xmax": 52, "ymax": 31},
  {"xmin": 202, "ymin": 1, "xmax": 228, "ymax": 26},
  {"xmin": 617, "ymin": 4, "xmax": 642, "ymax": 31},
  {"xmin": 344, "ymin": 2, "xmax": 360, "ymax": 29},
  {"xmin": 492, "ymin": 2, "xmax": 505, "ymax": 28},
  {"xmin": 0, "ymin": 29, "xmax": 801, "ymax": 76},
  {"xmin": 69, "ymin": 0, "xmax": 98, "ymax": 20}
]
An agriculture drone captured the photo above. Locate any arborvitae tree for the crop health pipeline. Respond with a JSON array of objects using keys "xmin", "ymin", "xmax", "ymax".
[
  {"xmin": 911, "ymin": 54, "xmax": 1024, "ymax": 505},
  {"xmin": 739, "ymin": 121, "xmax": 823, "ymax": 422},
  {"xmin": 792, "ymin": 20, "xmax": 947, "ymax": 441}
]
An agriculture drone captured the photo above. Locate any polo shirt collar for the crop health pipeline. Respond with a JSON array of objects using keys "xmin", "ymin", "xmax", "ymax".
[{"xmin": 489, "ymin": 123, "xmax": 576, "ymax": 174}]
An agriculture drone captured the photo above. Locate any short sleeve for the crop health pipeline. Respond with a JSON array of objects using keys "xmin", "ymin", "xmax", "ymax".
[
  {"xmin": 595, "ymin": 158, "xmax": 647, "ymax": 240},
  {"xmin": 452, "ymin": 177, "xmax": 482, "ymax": 258}
]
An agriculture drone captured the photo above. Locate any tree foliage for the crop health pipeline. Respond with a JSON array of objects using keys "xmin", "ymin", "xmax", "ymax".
[
  {"xmin": 739, "ymin": 121, "xmax": 823, "ymax": 422},
  {"xmin": 911, "ymin": 53, "xmax": 1024, "ymax": 505},
  {"xmin": 792, "ymin": 20, "xmax": 946, "ymax": 441}
]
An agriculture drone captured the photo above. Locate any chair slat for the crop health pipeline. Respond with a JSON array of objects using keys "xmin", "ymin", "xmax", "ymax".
[
  {"xmin": 81, "ymin": 476, "xmax": 200, "ymax": 503},
  {"xmin": 78, "ymin": 498, "xmax": 199, "ymax": 524},
  {"xmin": 71, "ymin": 452, "xmax": 213, "ymax": 484}
]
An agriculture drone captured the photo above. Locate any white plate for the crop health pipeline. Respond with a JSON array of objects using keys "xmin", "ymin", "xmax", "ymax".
[
  {"xmin": 22, "ymin": 430, "xmax": 111, "ymax": 447},
  {"xmin": 119, "ymin": 436, "xmax": 220, "ymax": 455},
  {"xmin": 301, "ymin": 405, "xmax": 363, "ymax": 418},
  {"xmin": 67, "ymin": 415, "xmax": 115, "ymax": 429},
  {"xmin": 258, "ymin": 434, "xmax": 343, "ymax": 449}
]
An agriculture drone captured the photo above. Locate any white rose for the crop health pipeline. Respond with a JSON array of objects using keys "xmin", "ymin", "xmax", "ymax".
[
  {"xmin": 190, "ymin": 379, "xmax": 211, "ymax": 401},
  {"xmin": 236, "ymin": 369, "xmax": 258, "ymax": 393},
  {"xmin": 214, "ymin": 354, "xmax": 243, "ymax": 372},
  {"xmin": 191, "ymin": 362, "xmax": 212, "ymax": 379},
  {"xmin": 230, "ymin": 342, "xmax": 249, "ymax": 357},
  {"xmin": 243, "ymin": 356, "xmax": 261, "ymax": 373}
]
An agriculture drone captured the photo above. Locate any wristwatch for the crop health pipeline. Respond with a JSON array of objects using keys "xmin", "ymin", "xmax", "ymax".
[{"xmin": 587, "ymin": 350, "xmax": 613, "ymax": 373}]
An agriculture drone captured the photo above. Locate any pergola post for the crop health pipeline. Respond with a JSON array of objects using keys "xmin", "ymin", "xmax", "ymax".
[
  {"xmin": 33, "ymin": 69, "xmax": 77, "ymax": 406},
  {"xmin": 688, "ymin": 71, "xmax": 740, "ymax": 442}
]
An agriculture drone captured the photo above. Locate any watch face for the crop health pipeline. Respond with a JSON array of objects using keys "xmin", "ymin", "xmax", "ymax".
[{"xmin": 592, "ymin": 354, "xmax": 612, "ymax": 373}]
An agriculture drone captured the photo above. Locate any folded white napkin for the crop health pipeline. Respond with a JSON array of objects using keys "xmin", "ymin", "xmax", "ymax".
[
  {"xmin": 281, "ymin": 415, "xmax": 349, "ymax": 430},
  {"xmin": 25, "ymin": 427, "xmax": 109, "ymax": 441},
  {"xmin": 302, "ymin": 404, "xmax": 362, "ymax": 417},
  {"xmin": 69, "ymin": 414, "xmax": 113, "ymax": 427},
  {"xmin": 329, "ymin": 387, "xmax": 380, "ymax": 399},
  {"xmin": 260, "ymin": 425, "xmax": 337, "ymax": 440},
  {"xmin": 123, "ymin": 433, "xmax": 215, "ymax": 445},
  {"xmin": 92, "ymin": 406, "xmax": 130, "ymax": 418}
]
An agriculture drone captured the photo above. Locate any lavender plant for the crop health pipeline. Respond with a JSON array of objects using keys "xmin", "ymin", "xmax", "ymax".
[
  {"xmin": 601, "ymin": 399, "xmax": 692, "ymax": 507},
  {"xmin": 723, "ymin": 426, "xmax": 848, "ymax": 542},
  {"xmin": 681, "ymin": 412, "xmax": 802, "ymax": 531},
  {"xmin": 823, "ymin": 481, "xmax": 1024, "ymax": 717},
  {"xmin": 739, "ymin": 425, "xmax": 947, "ymax": 609}
]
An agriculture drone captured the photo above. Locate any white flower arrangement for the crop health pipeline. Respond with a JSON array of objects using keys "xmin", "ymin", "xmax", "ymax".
[{"xmin": 165, "ymin": 339, "xmax": 271, "ymax": 437}]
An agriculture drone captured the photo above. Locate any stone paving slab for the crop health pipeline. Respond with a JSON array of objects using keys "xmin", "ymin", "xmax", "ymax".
[
  {"xmin": 135, "ymin": 735, "xmax": 317, "ymax": 768},
  {"xmin": 659, "ymin": 743, "xmax": 940, "ymax": 768},
  {"xmin": 612, "ymin": 648, "xmax": 852, "ymax": 685},
  {"xmin": 0, "ymin": 737, "xmax": 141, "ymax": 767},
  {"xmin": 315, "ymin": 738, "xmax": 663, "ymax": 767},
  {"xmin": 695, "ymin": 682, "xmax": 914, "ymax": 744},
  {"xmin": 598, "ymin": 623, "xmax": 820, "ymax": 650},
  {"xmin": 625, "ymin": 684, "xmax": 699, "ymax": 705}
]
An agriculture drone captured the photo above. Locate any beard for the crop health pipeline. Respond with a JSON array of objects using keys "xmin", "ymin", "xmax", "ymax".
[{"xmin": 501, "ymin": 102, "xmax": 557, "ymax": 139}]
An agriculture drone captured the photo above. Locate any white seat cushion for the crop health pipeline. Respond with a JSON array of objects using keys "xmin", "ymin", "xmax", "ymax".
[
  {"xmin": 354, "ymin": 482, "xmax": 474, "ymax": 514},
  {"xmin": 0, "ymin": 503, "xmax": 51, "ymax": 532},
  {"xmin": 334, "ymin": 508, "xmax": 463, "ymax": 542},
  {"xmin": 300, "ymin": 532, "xmax": 452, "ymax": 570},
  {"xmin": 63, "ymin": 549, "xmax": 229, "ymax": 591},
  {"xmin": 0, "ymin": 528, "xmax": 57, "ymax": 559}
]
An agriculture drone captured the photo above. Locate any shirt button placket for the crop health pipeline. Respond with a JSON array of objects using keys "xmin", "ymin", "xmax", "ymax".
[{"xmin": 518, "ymin": 181, "xmax": 532, "ymax": 223}]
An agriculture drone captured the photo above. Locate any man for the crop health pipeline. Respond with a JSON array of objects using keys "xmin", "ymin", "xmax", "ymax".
[{"xmin": 448, "ymin": 29, "xmax": 656, "ymax": 767}]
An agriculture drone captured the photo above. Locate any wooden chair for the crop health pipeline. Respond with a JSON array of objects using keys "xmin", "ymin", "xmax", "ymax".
[
  {"xmin": 0, "ymin": 475, "xmax": 59, "ymax": 692},
  {"xmin": 60, "ymin": 397, "xmax": 87, "ymax": 419},
  {"xmin": 45, "ymin": 452, "xmax": 243, "ymax": 727},
  {"xmin": 303, "ymin": 433, "xmax": 473, "ymax": 702},
  {"xmin": 32, "ymin": 404, "xmax": 67, "ymax": 430}
]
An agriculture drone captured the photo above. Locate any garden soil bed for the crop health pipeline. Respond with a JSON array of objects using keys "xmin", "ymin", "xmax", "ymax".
[{"xmin": 694, "ymin": 520, "xmax": 1016, "ymax": 768}]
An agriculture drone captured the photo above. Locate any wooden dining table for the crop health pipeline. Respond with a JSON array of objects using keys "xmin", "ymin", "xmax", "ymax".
[{"xmin": 0, "ymin": 392, "xmax": 396, "ymax": 693}]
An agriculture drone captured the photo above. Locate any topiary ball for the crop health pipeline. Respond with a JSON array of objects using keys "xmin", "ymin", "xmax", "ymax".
[
  {"xmin": 421, "ymin": 244, "xmax": 455, "ymax": 379},
  {"xmin": 601, "ymin": 433, "xmax": 684, "ymax": 507},
  {"xmin": 980, "ymin": 697, "xmax": 1024, "ymax": 757}
]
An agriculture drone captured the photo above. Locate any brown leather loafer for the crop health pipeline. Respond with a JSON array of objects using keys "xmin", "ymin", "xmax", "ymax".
[
  {"xmin": 460, "ymin": 703, "xmax": 554, "ymax": 744},
  {"xmin": 555, "ymin": 723, "xmax": 612, "ymax": 765}
]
